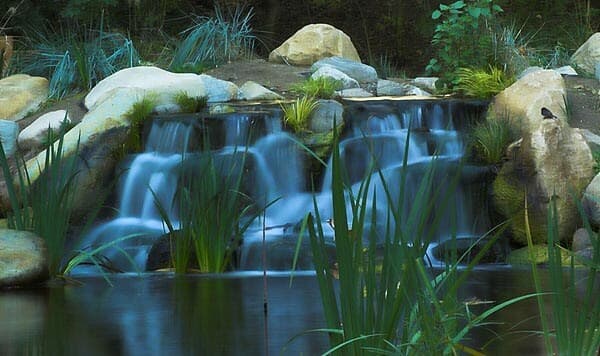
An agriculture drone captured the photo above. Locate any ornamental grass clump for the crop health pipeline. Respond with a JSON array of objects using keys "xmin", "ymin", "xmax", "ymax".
[
  {"xmin": 469, "ymin": 114, "xmax": 515, "ymax": 165},
  {"xmin": 456, "ymin": 66, "xmax": 515, "ymax": 99},
  {"xmin": 290, "ymin": 77, "xmax": 342, "ymax": 99},
  {"xmin": 0, "ymin": 125, "xmax": 79, "ymax": 277},
  {"xmin": 281, "ymin": 96, "xmax": 319, "ymax": 133},
  {"xmin": 174, "ymin": 91, "xmax": 208, "ymax": 113},
  {"xmin": 124, "ymin": 95, "xmax": 158, "ymax": 152}
]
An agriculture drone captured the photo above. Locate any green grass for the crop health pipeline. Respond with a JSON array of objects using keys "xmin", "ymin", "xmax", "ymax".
[
  {"xmin": 123, "ymin": 95, "xmax": 158, "ymax": 152},
  {"xmin": 169, "ymin": 4, "xmax": 255, "ymax": 71},
  {"xmin": 290, "ymin": 123, "xmax": 529, "ymax": 355},
  {"xmin": 469, "ymin": 115, "xmax": 515, "ymax": 165},
  {"xmin": 0, "ymin": 127, "xmax": 79, "ymax": 277},
  {"xmin": 290, "ymin": 77, "xmax": 342, "ymax": 99},
  {"xmin": 174, "ymin": 91, "xmax": 208, "ymax": 113},
  {"xmin": 456, "ymin": 66, "xmax": 515, "ymax": 99},
  {"xmin": 281, "ymin": 96, "xmax": 319, "ymax": 133}
]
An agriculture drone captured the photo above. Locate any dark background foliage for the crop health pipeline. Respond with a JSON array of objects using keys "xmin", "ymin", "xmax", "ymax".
[{"xmin": 2, "ymin": 0, "xmax": 599, "ymax": 75}]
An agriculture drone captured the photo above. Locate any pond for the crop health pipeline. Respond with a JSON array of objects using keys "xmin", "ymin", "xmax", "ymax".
[{"xmin": 0, "ymin": 267, "xmax": 560, "ymax": 355}]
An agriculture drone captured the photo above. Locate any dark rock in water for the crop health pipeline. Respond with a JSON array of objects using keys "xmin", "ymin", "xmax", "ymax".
[{"xmin": 0, "ymin": 229, "xmax": 48, "ymax": 288}]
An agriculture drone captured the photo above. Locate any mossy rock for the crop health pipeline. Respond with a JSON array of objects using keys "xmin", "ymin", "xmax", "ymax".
[
  {"xmin": 492, "ymin": 164, "xmax": 547, "ymax": 245},
  {"xmin": 507, "ymin": 244, "xmax": 577, "ymax": 265}
]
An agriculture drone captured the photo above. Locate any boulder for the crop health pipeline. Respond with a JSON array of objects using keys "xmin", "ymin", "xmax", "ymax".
[
  {"xmin": 490, "ymin": 70, "xmax": 566, "ymax": 133},
  {"xmin": 0, "ymin": 120, "xmax": 18, "ymax": 157},
  {"xmin": 572, "ymin": 228, "xmax": 595, "ymax": 252},
  {"xmin": 571, "ymin": 32, "xmax": 600, "ymax": 77},
  {"xmin": 309, "ymin": 99, "xmax": 344, "ymax": 133},
  {"xmin": 85, "ymin": 66, "xmax": 238, "ymax": 110},
  {"xmin": 335, "ymin": 88, "xmax": 374, "ymax": 98},
  {"xmin": 376, "ymin": 80, "xmax": 432, "ymax": 97},
  {"xmin": 18, "ymin": 110, "xmax": 71, "ymax": 150},
  {"xmin": 311, "ymin": 56, "xmax": 377, "ymax": 84},
  {"xmin": 494, "ymin": 121, "xmax": 594, "ymax": 245},
  {"xmin": 310, "ymin": 66, "xmax": 359, "ymax": 89},
  {"xmin": 582, "ymin": 173, "xmax": 600, "ymax": 227},
  {"xmin": 0, "ymin": 74, "xmax": 48, "ymax": 122},
  {"xmin": 412, "ymin": 77, "xmax": 439, "ymax": 92},
  {"xmin": 268, "ymin": 24, "xmax": 361, "ymax": 66},
  {"xmin": 0, "ymin": 229, "xmax": 48, "ymax": 287},
  {"xmin": 238, "ymin": 81, "xmax": 283, "ymax": 101},
  {"xmin": 554, "ymin": 65, "xmax": 578, "ymax": 76}
]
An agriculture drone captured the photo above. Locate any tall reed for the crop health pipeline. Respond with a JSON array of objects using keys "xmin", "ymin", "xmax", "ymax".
[
  {"xmin": 301, "ymin": 121, "xmax": 531, "ymax": 355},
  {"xmin": 527, "ymin": 196, "xmax": 600, "ymax": 355}
]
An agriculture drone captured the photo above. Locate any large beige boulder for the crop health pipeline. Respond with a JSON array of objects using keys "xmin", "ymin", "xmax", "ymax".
[
  {"xmin": 571, "ymin": 33, "xmax": 600, "ymax": 77},
  {"xmin": 18, "ymin": 110, "xmax": 71, "ymax": 150},
  {"xmin": 269, "ymin": 24, "xmax": 361, "ymax": 66},
  {"xmin": 489, "ymin": 69, "xmax": 566, "ymax": 132},
  {"xmin": 0, "ymin": 74, "xmax": 48, "ymax": 122},
  {"xmin": 490, "ymin": 70, "xmax": 595, "ymax": 245},
  {"xmin": 85, "ymin": 66, "xmax": 238, "ymax": 110},
  {"xmin": 0, "ymin": 229, "xmax": 48, "ymax": 287}
]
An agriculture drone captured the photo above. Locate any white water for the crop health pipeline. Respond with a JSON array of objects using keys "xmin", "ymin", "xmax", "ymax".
[{"xmin": 78, "ymin": 102, "xmax": 489, "ymax": 272}]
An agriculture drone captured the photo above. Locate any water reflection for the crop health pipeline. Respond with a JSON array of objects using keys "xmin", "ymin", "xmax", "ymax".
[{"xmin": 0, "ymin": 269, "xmax": 592, "ymax": 355}]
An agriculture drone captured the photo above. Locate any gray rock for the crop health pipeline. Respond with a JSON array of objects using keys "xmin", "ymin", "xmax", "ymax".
[
  {"xmin": 572, "ymin": 228, "xmax": 595, "ymax": 252},
  {"xmin": 554, "ymin": 65, "xmax": 578, "ymax": 76},
  {"xmin": 0, "ymin": 120, "xmax": 18, "ymax": 157},
  {"xmin": 376, "ymin": 79, "xmax": 405, "ymax": 96},
  {"xmin": 334, "ymin": 88, "xmax": 374, "ymax": 98},
  {"xmin": 583, "ymin": 173, "xmax": 600, "ymax": 227},
  {"xmin": 310, "ymin": 99, "xmax": 344, "ymax": 133},
  {"xmin": 596, "ymin": 62, "xmax": 600, "ymax": 80},
  {"xmin": 412, "ymin": 77, "xmax": 439, "ymax": 91},
  {"xmin": 571, "ymin": 33, "xmax": 600, "ymax": 77},
  {"xmin": 18, "ymin": 110, "xmax": 71, "ymax": 150},
  {"xmin": 580, "ymin": 128, "xmax": 600, "ymax": 151},
  {"xmin": 311, "ymin": 66, "xmax": 359, "ymax": 89},
  {"xmin": 518, "ymin": 66, "xmax": 544, "ymax": 79},
  {"xmin": 238, "ymin": 81, "xmax": 283, "ymax": 101},
  {"xmin": 311, "ymin": 56, "xmax": 378, "ymax": 84},
  {"xmin": 0, "ymin": 229, "xmax": 48, "ymax": 287}
]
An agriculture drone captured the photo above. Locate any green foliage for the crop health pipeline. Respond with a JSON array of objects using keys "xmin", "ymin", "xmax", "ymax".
[
  {"xmin": 154, "ymin": 148, "xmax": 260, "ymax": 273},
  {"xmin": 526, "ymin": 197, "xmax": 600, "ymax": 355},
  {"xmin": 469, "ymin": 115, "xmax": 514, "ymax": 165},
  {"xmin": 456, "ymin": 66, "xmax": 515, "ymax": 99},
  {"xmin": 0, "ymin": 127, "xmax": 79, "ymax": 277},
  {"xmin": 169, "ymin": 62, "xmax": 209, "ymax": 74},
  {"xmin": 593, "ymin": 150, "xmax": 600, "ymax": 174},
  {"xmin": 124, "ymin": 95, "xmax": 158, "ymax": 152},
  {"xmin": 173, "ymin": 91, "xmax": 208, "ymax": 113},
  {"xmin": 427, "ymin": 0, "xmax": 503, "ymax": 86},
  {"xmin": 169, "ymin": 5, "xmax": 255, "ymax": 70},
  {"xmin": 281, "ymin": 96, "xmax": 319, "ymax": 133},
  {"xmin": 373, "ymin": 54, "xmax": 406, "ymax": 80},
  {"xmin": 290, "ymin": 77, "xmax": 342, "ymax": 99},
  {"xmin": 16, "ymin": 23, "xmax": 139, "ymax": 99},
  {"xmin": 40, "ymin": 119, "xmax": 76, "ymax": 149}
]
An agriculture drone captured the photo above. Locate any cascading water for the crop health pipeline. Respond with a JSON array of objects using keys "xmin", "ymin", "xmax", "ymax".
[{"xmin": 77, "ymin": 100, "xmax": 490, "ymax": 272}]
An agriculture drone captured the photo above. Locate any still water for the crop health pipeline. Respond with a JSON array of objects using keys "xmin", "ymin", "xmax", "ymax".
[{"xmin": 0, "ymin": 268, "xmax": 559, "ymax": 355}]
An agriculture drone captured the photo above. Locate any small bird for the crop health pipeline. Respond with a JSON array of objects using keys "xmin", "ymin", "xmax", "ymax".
[{"xmin": 541, "ymin": 107, "xmax": 558, "ymax": 120}]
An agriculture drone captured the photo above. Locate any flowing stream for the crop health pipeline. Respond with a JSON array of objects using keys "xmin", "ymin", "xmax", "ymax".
[{"xmin": 77, "ymin": 99, "xmax": 490, "ymax": 272}]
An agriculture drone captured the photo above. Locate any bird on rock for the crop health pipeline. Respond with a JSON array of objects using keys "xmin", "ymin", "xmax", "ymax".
[{"xmin": 541, "ymin": 107, "xmax": 558, "ymax": 120}]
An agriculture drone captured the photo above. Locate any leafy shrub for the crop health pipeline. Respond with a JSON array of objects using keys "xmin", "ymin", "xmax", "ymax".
[
  {"xmin": 290, "ymin": 77, "xmax": 342, "ymax": 99},
  {"xmin": 281, "ymin": 96, "xmax": 319, "ymax": 132},
  {"xmin": 174, "ymin": 91, "xmax": 208, "ymax": 113},
  {"xmin": 456, "ymin": 66, "xmax": 515, "ymax": 99},
  {"xmin": 169, "ymin": 5, "xmax": 255, "ymax": 71},
  {"xmin": 427, "ymin": 0, "xmax": 504, "ymax": 86}
]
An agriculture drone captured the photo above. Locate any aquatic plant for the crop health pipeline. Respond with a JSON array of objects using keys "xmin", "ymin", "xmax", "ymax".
[
  {"xmin": 526, "ymin": 197, "xmax": 600, "ymax": 356},
  {"xmin": 290, "ymin": 77, "xmax": 342, "ymax": 99},
  {"xmin": 154, "ymin": 147, "xmax": 262, "ymax": 273},
  {"xmin": 0, "ymin": 125, "xmax": 79, "ymax": 277},
  {"xmin": 292, "ymin": 123, "xmax": 529, "ymax": 355},
  {"xmin": 169, "ymin": 4, "xmax": 255, "ymax": 71},
  {"xmin": 15, "ymin": 20, "xmax": 139, "ymax": 99},
  {"xmin": 174, "ymin": 91, "xmax": 208, "ymax": 113},
  {"xmin": 281, "ymin": 96, "xmax": 319, "ymax": 133},
  {"xmin": 469, "ymin": 114, "xmax": 515, "ymax": 165},
  {"xmin": 456, "ymin": 66, "xmax": 515, "ymax": 99}
]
